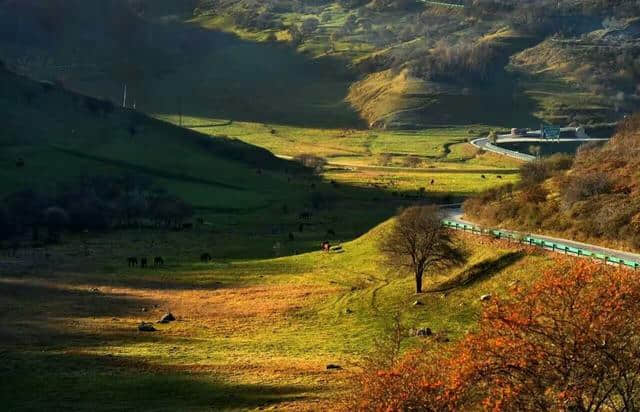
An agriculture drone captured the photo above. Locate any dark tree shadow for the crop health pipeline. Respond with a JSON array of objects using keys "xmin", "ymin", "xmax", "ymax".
[
  {"xmin": 0, "ymin": 351, "xmax": 318, "ymax": 411},
  {"xmin": 426, "ymin": 251, "xmax": 525, "ymax": 292}
]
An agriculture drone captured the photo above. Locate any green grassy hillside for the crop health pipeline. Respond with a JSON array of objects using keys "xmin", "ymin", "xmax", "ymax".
[
  {"xmin": 0, "ymin": 63, "xmax": 298, "ymax": 210},
  {"xmin": 1, "ymin": 64, "xmax": 520, "ymax": 263},
  {"xmin": 0, "ymin": 211, "xmax": 554, "ymax": 410}
]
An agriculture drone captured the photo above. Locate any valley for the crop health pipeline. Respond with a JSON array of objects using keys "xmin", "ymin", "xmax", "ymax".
[{"xmin": 1, "ymin": 1, "xmax": 640, "ymax": 410}]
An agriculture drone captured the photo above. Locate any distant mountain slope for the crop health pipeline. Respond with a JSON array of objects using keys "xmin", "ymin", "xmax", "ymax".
[
  {"xmin": 0, "ymin": 0, "xmax": 363, "ymax": 128},
  {"xmin": 191, "ymin": 0, "xmax": 640, "ymax": 128},
  {"xmin": 1, "ymin": 0, "xmax": 638, "ymax": 129}
]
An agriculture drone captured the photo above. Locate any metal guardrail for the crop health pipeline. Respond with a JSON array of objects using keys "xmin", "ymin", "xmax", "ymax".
[
  {"xmin": 483, "ymin": 140, "xmax": 536, "ymax": 162},
  {"xmin": 420, "ymin": 1, "xmax": 465, "ymax": 8},
  {"xmin": 442, "ymin": 220, "xmax": 640, "ymax": 270}
]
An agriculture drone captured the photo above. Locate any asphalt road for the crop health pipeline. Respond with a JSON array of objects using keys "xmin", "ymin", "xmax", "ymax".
[{"xmin": 445, "ymin": 209, "xmax": 640, "ymax": 265}]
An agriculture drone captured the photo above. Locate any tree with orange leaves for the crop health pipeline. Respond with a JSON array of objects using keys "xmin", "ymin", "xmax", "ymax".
[{"xmin": 349, "ymin": 259, "xmax": 640, "ymax": 411}]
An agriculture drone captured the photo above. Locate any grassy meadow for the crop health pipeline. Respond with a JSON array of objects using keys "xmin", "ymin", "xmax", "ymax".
[
  {"xmin": 0, "ymin": 55, "xmax": 551, "ymax": 411},
  {"xmin": 0, "ymin": 7, "xmax": 553, "ymax": 410},
  {"xmin": 1, "ymin": 219, "xmax": 556, "ymax": 410}
]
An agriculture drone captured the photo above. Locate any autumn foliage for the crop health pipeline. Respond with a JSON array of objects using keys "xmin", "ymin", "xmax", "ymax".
[{"xmin": 349, "ymin": 260, "xmax": 640, "ymax": 411}]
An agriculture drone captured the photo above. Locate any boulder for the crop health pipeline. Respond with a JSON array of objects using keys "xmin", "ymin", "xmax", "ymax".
[
  {"xmin": 158, "ymin": 313, "xmax": 176, "ymax": 324},
  {"xmin": 138, "ymin": 322, "xmax": 156, "ymax": 332}
]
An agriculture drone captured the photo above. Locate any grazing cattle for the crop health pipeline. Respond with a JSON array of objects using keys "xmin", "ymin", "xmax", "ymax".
[
  {"xmin": 127, "ymin": 257, "xmax": 138, "ymax": 267},
  {"xmin": 497, "ymin": 175, "xmax": 503, "ymax": 179},
  {"xmin": 154, "ymin": 256, "xmax": 164, "ymax": 267},
  {"xmin": 430, "ymin": 179, "xmax": 435, "ymax": 185},
  {"xmin": 16, "ymin": 158, "xmax": 25, "ymax": 168},
  {"xmin": 140, "ymin": 257, "xmax": 148, "ymax": 268},
  {"xmin": 481, "ymin": 175, "xmax": 486, "ymax": 179},
  {"xmin": 200, "ymin": 253, "xmax": 212, "ymax": 262},
  {"xmin": 321, "ymin": 241, "xmax": 331, "ymax": 252}
]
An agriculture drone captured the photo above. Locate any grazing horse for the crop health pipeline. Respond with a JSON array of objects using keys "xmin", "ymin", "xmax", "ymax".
[
  {"xmin": 127, "ymin": 257, "xmax": 138, "ymax": 267},
  {"xmin": 200, "ymin": 253, "xmax": 212, "ymax": 263},
  {"xmin": 140, "ymin": 257, "xmax": 148, "ymax": 268},
  {"xmin": 154, "ymin": 256, "xmax": 164, "ymax": 267}
]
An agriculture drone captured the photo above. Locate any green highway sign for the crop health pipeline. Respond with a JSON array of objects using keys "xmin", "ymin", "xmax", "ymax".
[{"xmin": 541, "ymin": 125, "xmax": 561, "ymax": 139}]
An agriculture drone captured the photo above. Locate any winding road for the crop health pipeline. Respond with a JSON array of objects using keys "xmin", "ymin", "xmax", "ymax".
[
  {"xmin": 471, "ymin": 128, "xmax": 609, "ymax": 162},
  {"xmin": 445, "ymin": 208, "xmax": 640, "ymax": 268}
]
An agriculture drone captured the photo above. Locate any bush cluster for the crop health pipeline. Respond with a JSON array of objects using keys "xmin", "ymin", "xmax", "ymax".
[{"xmin": 1, "ymin": 175, "xmax": 193, "ymax": 244}]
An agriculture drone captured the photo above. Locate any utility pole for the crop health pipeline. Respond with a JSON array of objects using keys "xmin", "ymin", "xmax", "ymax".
[{"xmin": 122, "ymin": 84, "xmax": 127, "ymax": 108}]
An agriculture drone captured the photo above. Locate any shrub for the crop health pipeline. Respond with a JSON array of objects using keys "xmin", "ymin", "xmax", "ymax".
[
  {"xmin": 349, "ymin": 261, "xmax": 640, "ymax": 410},
  {"xmin": 519, "ymin": 159, "xmax": 549, "ymax": 186},
  {"xmin": 563, "ymin": 172, "xmax": 612, "ymax": 204},
  {"xmin": 403, "ymin": 155, "xmax": 422, "ymax": 168},
  {"xmin": 293, "ymin": 154, "xmax": 327, "ymax": 174},
  {"xmin": 300, "ymin": 17, "xmax": 319, "ymax": 35},
  {"xmin": 519, "ymin": 184, "xmax": 548, "ymax": 204},
  {"xmin": 544, "ymin": 153, "xmax": 573, "ymax": 172}
]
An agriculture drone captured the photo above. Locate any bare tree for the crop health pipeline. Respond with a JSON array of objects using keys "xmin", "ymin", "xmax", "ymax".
[{"xmin": 381, "ymin": 206, "xmax": 465, "ymax": 293}]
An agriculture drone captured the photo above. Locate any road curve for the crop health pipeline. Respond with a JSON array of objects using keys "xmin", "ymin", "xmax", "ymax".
[
  {"xmin": 444, "ymin": 209, "xmax": 640, "ymax": 267},
  {"xmin": 471, "ymin": 137, "xmax": 535, "ymax": 161}
]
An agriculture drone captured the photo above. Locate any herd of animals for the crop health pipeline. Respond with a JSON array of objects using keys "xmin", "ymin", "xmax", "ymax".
[
  {"xmin": 127, "ymin": 253, "xmax": 213, "ymax": 268},
  {"xmin": 125, "ymin": 243, "xmax": 343, "ymax": 268}
]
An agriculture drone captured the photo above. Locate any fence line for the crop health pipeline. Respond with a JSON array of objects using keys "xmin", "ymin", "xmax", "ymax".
[{"xmin": 442, "ymin": 219, "xmax": 640, "ymax": 270}]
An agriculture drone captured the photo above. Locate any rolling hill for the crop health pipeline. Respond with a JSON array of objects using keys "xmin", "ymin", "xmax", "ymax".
[
  {"xmin": 464, "ymin": 115, "xmax": 640, "ymax": 252},
  {"xmin": 0, "ymin": 61, "xmax": 302, "ymax": 213}
]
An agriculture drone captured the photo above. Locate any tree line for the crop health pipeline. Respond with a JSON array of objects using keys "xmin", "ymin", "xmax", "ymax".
[{"xmin": 0, "ymin": 175, "xmax": 193, "ymax": 245}]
